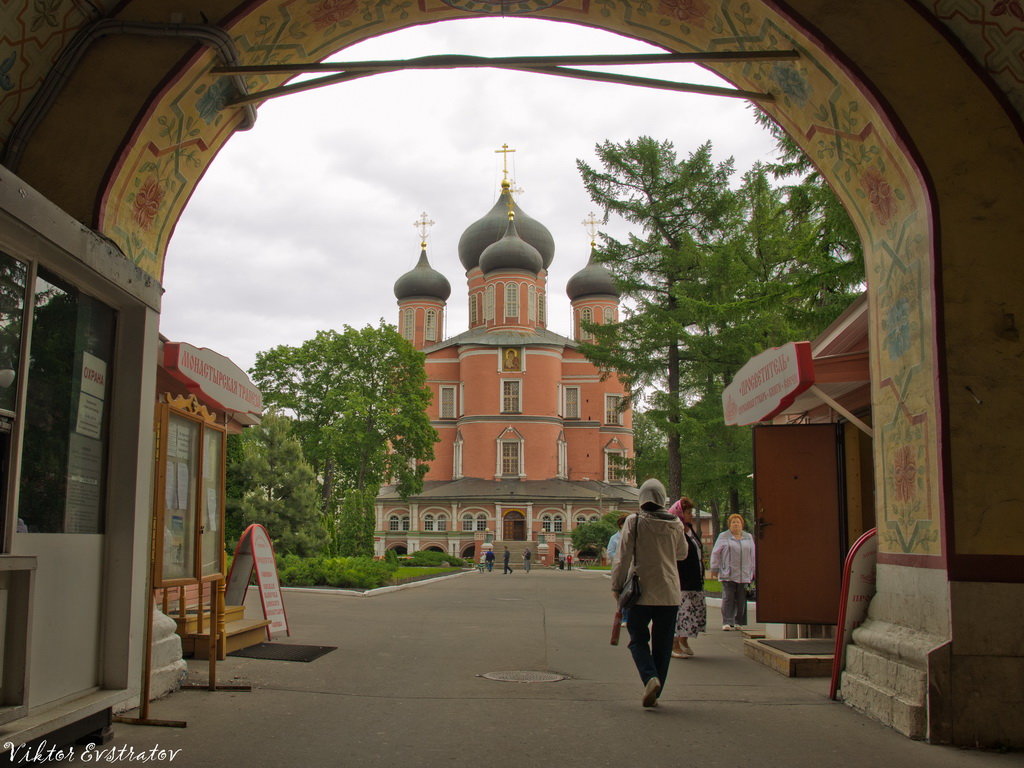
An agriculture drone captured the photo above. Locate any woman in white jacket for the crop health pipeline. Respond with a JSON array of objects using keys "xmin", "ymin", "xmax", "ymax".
[
  {"xmin": 611, "ymin": 479, "xmax": 688, "ymax": 708},
  {"xmin": 709, "ymin": 513, "xmax": 756, "ymax": 630}
]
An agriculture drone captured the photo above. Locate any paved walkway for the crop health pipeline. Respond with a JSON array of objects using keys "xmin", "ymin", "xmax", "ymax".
[{"xmin": 98, "ymin": 569, "xmax": 1015, "ymax": 767}]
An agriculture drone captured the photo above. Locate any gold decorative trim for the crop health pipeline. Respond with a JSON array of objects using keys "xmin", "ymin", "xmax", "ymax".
[{"xmin": 163, "ymin": 393, "xmax": 217, "ymax": 423}]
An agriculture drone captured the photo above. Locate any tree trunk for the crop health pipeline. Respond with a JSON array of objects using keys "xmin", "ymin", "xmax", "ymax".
[{"xmin": 665, "ymin": 310, "xmax": 682, "ymax": 501}]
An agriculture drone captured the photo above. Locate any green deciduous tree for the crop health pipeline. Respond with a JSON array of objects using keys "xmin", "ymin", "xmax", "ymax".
[
  {"xmin": 249, "ymin": 323, "xmax": 436, "ymax": 556},
  {"xmin": 571, "ymin": 511, "xmax": 621, "ymax": 557},
  {"xmin": 230, "ymin": 411, "xmax": 322, "ymax": 556}
]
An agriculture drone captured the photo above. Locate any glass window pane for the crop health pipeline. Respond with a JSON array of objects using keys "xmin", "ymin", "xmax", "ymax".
[
  {"xmin": 201, "ymin": 428, "xmax": 224, "ymax": 576},
  {"xmin": 163, "ymin": 414, "xmax": 199, "ymax": 580},
  {"xmin": 0, "ymin": 251, "xmax": 27, "ymax": 415},
  {"xmin": 19, "ymin": 269, "xmax": 115, "ymax": 534}
]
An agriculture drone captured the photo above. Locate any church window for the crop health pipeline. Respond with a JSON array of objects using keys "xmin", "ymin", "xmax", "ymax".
[
  {"xmin": 605, "ymin": 449, "xmax": 629, "ymax": 482},
  {"xmin": 435, "ymin": 514, "xmax": 447, "ymax": 532},
  {"xmin": 500, "ymin": 441, "xmax": 521, "ymax": 476},
  {"xmin": 462, "ymin": 514, "xmax": 474, "ymax": 531},
  {"xmin": 403, "ymin": 308, "xmax": 415, "ymax": 340},
  {"xmin": 603, "ymin": 306, "xmax": 614, "ymax": 325},
  {"xmin": 538, "ymin": 292, "xmax": 546, "ymax": 325},
  {"xmin": 502, "ymin": 380, "xmax": 521, "ymax": 413},
  {"xmin": 505, "ymin": 283, "xmax": 519, "ymax": 318},
  {"xmin": 453, "ymin": 433, "xmax": 463, "ymax": 479},
  {"xmin": 485, "ymin": 285, "xmax": 495, "ymax": 320},
  {"xmin": 388, "ymin": 515, "xmax": 402, "ymax": 531},
  {"xmin": 440, "ymin": 386, "xmax": 456, "ymax": 419},
  {"xmin": 557, "ymin": 435, "xmax": 567, "ymax": 479},
  {"xmin": 423, "ymin": 514, "xmax": 435, "ymax": 531},
  {"xmin": 528, "ymin": 285, "xmax": 537, "ymax": 322},
  {"xmin": 580, "ymin": 307, "xmax": 593, "ymax": 341},
  {"xmin": 476, "ymin": 514, "xmax": 488, "ymax": 531},
  {"xmin": 541, "ymin": 514, "xmax": 552, "ymax": 532},
  {"xmin": 552, "ymin": 516, "xmax": 564, "ymax": 533},
  {"xmin": 605, "ymin": 394, "xmax": 623, "ymax": 425},
  {"xmin": 563, "ymin": 386, "xmax": 580, "ymax": 419},
  {"xmin": 401, "ymin": 516, "xmax": 410, "ymax": 531},
  {"xmin": 425, "ymin": 309, "xmax": 437, "ymax": 342},
  {"xmin": 470, "ymin": 293, "xmax": 479, "ymax": 325}
]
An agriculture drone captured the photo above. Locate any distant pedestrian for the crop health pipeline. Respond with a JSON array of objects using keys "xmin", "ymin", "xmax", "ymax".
[
  {"xmin": 558, "ymin": 553, "xmax": 565, "ymax": 570},
  {"xmin": 710, "ymin": 514, "xmax": 755, "ymax": 630},
  {"xmin": 523, "ymin": 549, "xmax": 532, "ymax": 573},
  {"xmin": 669, "ymin": 497, "xmax": 706, "ymax": 657},
  {"xmin": 503, "ymin": 547, "xmax": 512, "ymax": 574},
  {"xmin": 566, "ymin": 554, "xmax": 573, "ymax": 571},
  {"xmin": 485, "ymin": 549, "xmax": 495, "ymax": 572},
  {"xmin": 611, "ymin": 478, "xmax": 688, "ymax": 708}
]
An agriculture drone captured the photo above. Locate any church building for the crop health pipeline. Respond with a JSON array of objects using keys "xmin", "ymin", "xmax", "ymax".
[{"xmin": 374, "ymin": 174, "xmax": 638, "ymax": 565}]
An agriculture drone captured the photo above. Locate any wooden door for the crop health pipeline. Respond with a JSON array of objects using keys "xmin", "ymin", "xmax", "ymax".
[
  {"xmin": 503, "ymin": 510, "xmax": 525, "ymax": 541},
  {"xmin": 753, "ymin": 424, "xmax": 845, "ymax": 624}
]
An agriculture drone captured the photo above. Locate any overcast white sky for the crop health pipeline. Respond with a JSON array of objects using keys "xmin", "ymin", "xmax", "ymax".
[{"xmin": 161, "ymin": 18, "xmax": 781, "ymax": 374}]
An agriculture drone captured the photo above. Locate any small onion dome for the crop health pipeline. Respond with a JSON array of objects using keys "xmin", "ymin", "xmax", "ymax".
[
  {"xmin": 479, "ymin": 217, "xmax": 544, "ymax": 275},
  {"xmin": 566, "ymin": 250, "xmax": 620, "ymax": 300},
  {"xmin": 458, "ymin": 181, "xmax": 555, "ymax": 271},
  {"xmin": 394, "ymin": 248, "xmax": 451, "ymax": 301}
]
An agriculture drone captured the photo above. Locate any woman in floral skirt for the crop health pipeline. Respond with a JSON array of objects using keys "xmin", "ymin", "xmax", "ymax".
[{"xmin": 669, "ymin": 497, "xmax": 706, "ymax": 658}]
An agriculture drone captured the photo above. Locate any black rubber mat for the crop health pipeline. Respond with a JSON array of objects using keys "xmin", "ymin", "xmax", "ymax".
[
  {"xmin": 227, "ymin": 643, "xmax": 336, "ymax": 662},
  {"xmin": 757, "ymin": 639, "xmax": 834, "ymax": 655}
]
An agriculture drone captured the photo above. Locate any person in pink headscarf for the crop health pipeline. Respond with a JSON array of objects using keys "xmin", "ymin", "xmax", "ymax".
[{"xmin": 668, "ymin": 497, "xmax": 706, "ymax": 657}]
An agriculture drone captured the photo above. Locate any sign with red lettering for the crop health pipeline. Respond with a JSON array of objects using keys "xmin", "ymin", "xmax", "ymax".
[
  {"xmin": 164, "ymin": 342, "xmax": 262, "ymax": 424},
  {"xmin": 829, "ymin": 528, "xmax": 878, "ymax": 700},
  {"xmin": 722, "ymin": 341, "xmax": 814, "ymax": 425},
  {"xmin": 226, "ymin": 524, "xmax": 290, "ymax": 640}
]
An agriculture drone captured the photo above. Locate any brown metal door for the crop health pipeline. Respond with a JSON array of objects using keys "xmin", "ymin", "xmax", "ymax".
[
  {"xmin": 503, "ymin": 510, "xmax": 525, "ymax": 541},
  {"xmin": 753, "ymin": 424, "xmax": 845, "ymax": 624}
]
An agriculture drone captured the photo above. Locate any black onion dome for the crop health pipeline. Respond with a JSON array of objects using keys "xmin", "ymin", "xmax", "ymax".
[
  {"xmin": 479, "ymin": 217, "xmax": 544, "ymax": 275},
  {"xmin": 566, "ymin": 250, "xmax": 620, "ymax": 300},
  {"xmin": 394, "ymin": 249, "xmax": 451, "ymax": 301},
  {"xmin": 458, "ymin": 182, "xmax": 555, "ymax": 271}
]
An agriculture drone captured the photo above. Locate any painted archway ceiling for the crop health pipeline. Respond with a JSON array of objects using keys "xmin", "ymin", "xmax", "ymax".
[{"xmin": 0, "ymin": 0, "xmax": 1020, "ymax": 560}]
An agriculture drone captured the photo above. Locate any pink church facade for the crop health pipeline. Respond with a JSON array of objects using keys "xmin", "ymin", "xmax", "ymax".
[{"xmin": 374, "ymin": 180, "xmax": 638, "ymax": 565}]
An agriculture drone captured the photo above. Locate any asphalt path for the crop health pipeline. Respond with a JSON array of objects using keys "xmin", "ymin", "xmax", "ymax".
[{"xmin": 91, "ymin": 569, "xmax": 1017, "ymax": 768}]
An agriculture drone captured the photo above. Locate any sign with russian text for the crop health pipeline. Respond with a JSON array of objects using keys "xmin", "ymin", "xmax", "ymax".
[
  {"xmin": 226, "ymin": 524, "xmax": 290, "ymax": 640},
  {"xmin": 164, "ymin": 341, "xmax": 262, "ymax": 423},
  {"xmin": 722, "ymin": 341, "xmax": 814, "ymax": 425}
]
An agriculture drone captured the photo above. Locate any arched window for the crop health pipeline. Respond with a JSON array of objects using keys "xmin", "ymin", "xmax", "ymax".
[
  {"xmin": 401, "ymin": 516, "xmax": 410, "ymax": 531},
  {"xmin": 403, "ymin": 308, "xmax": 415, "ymax": 340},
  {"xmin": 485, "ymin": 285, "xmax": 495, "ymax": 320},
  {"xmin": 388, "ymin": 515, "xmax": 401, "ymax": 531},
  {"xmin": 435, "ymin": 514, "xmax": 447, "ymax": 532},
  {"xmin": 541, "ymin": 514, "xmax": 552, "ymax": 532},
  {"xmin": 557, "ymin": 434, "xmax": 567, "ymax": 479},
  {"xmin": 423, "ymin": 514, "xmax": 435, "ymax": 532},
  {"xmin": 425, "ymin": 309, "xmax": 437, "ymax": 342},
  {"xmin": 462, "ymin": 514, "xmax": 474, "ymax": 531},
  {"xmin": 453, "ymin": 433, "xmax": 463, "ymax": 479},
  {"xmin": 476, "ymin": 514, "xmax": 488, "ymax": 531},
  {"xmin": 528, "ymin": 285, "xmax": 537, "ymax": 322},
  {"xmin": 470, "ymin": 293, "xmax": 478, "ymax": 325},
  {"xmin": 505, "ymin": 282, "xmax": 519, "ymax": 318},
  {"xmin": 579, "ymin": 307, "xmax": 593, "ymax": 341},
  {"xmin": 552, "ymin": 516, "xmax": 564, "ymax": 533},
  {"xmin": 538, "ymin": 292, "xmax": 546, "ymax": 325},
  {"xmin": 602, "ymin": 306, "xmax": 614, "ymax": 324}
]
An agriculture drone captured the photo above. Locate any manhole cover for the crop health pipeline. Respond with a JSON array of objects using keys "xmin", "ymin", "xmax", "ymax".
[{"xmin": 480, "ymin": 670, "xmax": 568, "ymax": 683}]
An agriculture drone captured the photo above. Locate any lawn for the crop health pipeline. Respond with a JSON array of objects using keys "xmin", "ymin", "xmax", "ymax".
[{"xmin": 392, "ymin": 566, "xmax": 464, "ymax": 584}]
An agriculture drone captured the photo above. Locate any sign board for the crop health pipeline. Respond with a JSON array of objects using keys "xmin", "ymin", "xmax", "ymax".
[
  {"xmin": 226, "ymin": 524, "xmax": 290, "ymax": 640},
  {"xmin": 164, "ymin": 341, "xmax": 263, "ymax": 424},
  {"xmin": 722, "ymin": 341, "xmax": 815, "ymax": 425},
  {"xmin": 829, "ymin": 528, "xmax": 878, "ymax": 700}
]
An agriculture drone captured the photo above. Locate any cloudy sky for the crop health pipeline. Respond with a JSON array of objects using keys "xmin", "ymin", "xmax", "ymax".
[{"xmin": 161, "ymin": 17, "xmax": 781, "ymax": 374}]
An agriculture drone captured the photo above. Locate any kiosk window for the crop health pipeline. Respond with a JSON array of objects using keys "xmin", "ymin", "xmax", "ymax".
[
  {"xmin": 0, "ymin": 252, "xmax": 27, "ymax": 415},
  {"xmin": 19, "ymin": 269, "xmax": 115, "ymax": 534}
]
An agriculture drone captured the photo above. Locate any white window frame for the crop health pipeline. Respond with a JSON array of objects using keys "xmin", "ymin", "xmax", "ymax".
[
  {"xmin": 453, "ymin": 433, "xmax": 463, "ymax": 479},
  {"xmin": 579, "ymin": 307, "xmax": 593, "ymax": 341},
  {"xmin": 403, "ymin": 308, "xmax": 415, "ymax": 340},
  {"xmin": 440, "ymin": 385, "xmax": 457, "ymax": 419},
  {"xmin": 505, "ymin": 282, "xmax": 519, "ymax": 319},
  {"xmin": 552, "ymin": 516, "xmax": 564, "ymax": 533},
  {"xmin": 499, "ymin": 440, "xmax": 522, "ymax": 477},
  {"xmin": 462, "ymin": 514, "xmax": 474, "ymax": 531},
  {"xmin": 528, "ymin": 285, "xmax": 537, "ymax": 322},
  {"xmin": 541, "ymin": 514, "xmax": 552, "ymax": 532},
  {"xmin": 605, "ymin": 449, "xmax": 628, "ymax": 482},
  {"xmin": 425, "ymin": 309, "xmax": 437, "ymax": 342},
  {"xmin": 470, "ymin": 292, "xmax": 479, "ymax": 325},
  {"xmin": 563, "ymin": 386, "xmax": 580, "ymax": 419},
  {"xmin": 602, "ymin": 306, "xmax": 614, "ymax": 324},
  {"xmin": 476, "ymin": 514, "xmax": 488, "ymax": 531},
  {"xmin": 485, "ymin": 285, "xmax": 495, "ymax": 320},
  {"xmin": 423, "ymin": 514, "xmax": 435, "ymax": 532},
  {"xmin": 435, "ymin": 514, "xmax": 447, "ymax": 532},
  {"xmin": 557, "ymin": 435, "xmax": 567, "ymax": 479},
  {"xmin": 388, "ymin": 515, "xmax": 401, "ymax": 531},
  {"xmin": 605, "ymin": 394, "xmax": 623, "ymax": 425},
  {"xmin": 538, "ymin": 292, "xmax": 546, "ymax": 325},
  {"xmin": 401, "ymin": 516, "xmax": 410, "ymax": 531},
  {"xmin": 501, "ymin": 379, "xmax": 521, "ymax": 414}
]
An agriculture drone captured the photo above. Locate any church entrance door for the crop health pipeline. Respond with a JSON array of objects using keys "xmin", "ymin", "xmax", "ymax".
[{"xmin": 503, "ymin": 510, "xmax": 526, "ymax": 541}]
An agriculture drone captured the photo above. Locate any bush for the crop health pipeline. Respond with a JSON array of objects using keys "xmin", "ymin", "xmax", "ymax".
[
  {"xmin": 275, "ymin": 554, "xmax": 398, "ymax": 589},
  {"xmin": 403, "ymin": 550, "xmax": 466, "ymax": 567}
]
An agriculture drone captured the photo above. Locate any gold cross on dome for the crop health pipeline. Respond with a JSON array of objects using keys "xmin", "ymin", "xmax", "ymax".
[
  {"xmin": 414, "ymin": 211, "xmax": 435, "ymax": 248},
  {"xmin": 582, "ymin": 211, "xmax": 600, "ymax": 246},
  {"xmin": 495, "ymin": 143, "xmax": 516, "ymax": 182}
]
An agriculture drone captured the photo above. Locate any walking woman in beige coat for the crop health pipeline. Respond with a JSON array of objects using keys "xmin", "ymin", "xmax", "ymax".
[{"xmin": 611, "ymin": 479, "xmax": 688, "ymax": 707}]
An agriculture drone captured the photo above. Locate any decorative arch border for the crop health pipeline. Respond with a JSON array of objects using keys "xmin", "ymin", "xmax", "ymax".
[{"xmin": 98, "ymin": 1, "xmax": 941, "ymax": 559}]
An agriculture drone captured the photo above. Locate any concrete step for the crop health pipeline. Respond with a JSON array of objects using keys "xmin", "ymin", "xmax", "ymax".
[{"xmin": 743, "ymin": 638, "xmax": 834, "ymax": 678}]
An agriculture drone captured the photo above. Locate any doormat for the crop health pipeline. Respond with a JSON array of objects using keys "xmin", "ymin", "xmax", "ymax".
[
  {"xmin": 228, "ymin": 643, "xmax": 336, "ymax": 662},
  {"xmin": 757, "ymin": 639, "xmax": 834, "ymax": 656}
]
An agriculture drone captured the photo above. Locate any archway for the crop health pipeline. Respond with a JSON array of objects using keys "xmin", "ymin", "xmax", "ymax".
[
  {"xmin": 388, "ymin": 544, "xmax": 408, "ymax": 556},
  {"xmin": 502, "ymin": 510, "xmax": 526, "ymax": 541},
  {"xmin": 1, "ymin": 0, "xmax": 1021, "ymax": 749}
]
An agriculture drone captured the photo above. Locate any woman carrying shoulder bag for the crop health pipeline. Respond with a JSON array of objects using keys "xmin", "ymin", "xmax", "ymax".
[{"xmin": 611, "ymin": 478, "xmax": 688, "ymax": 708}]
